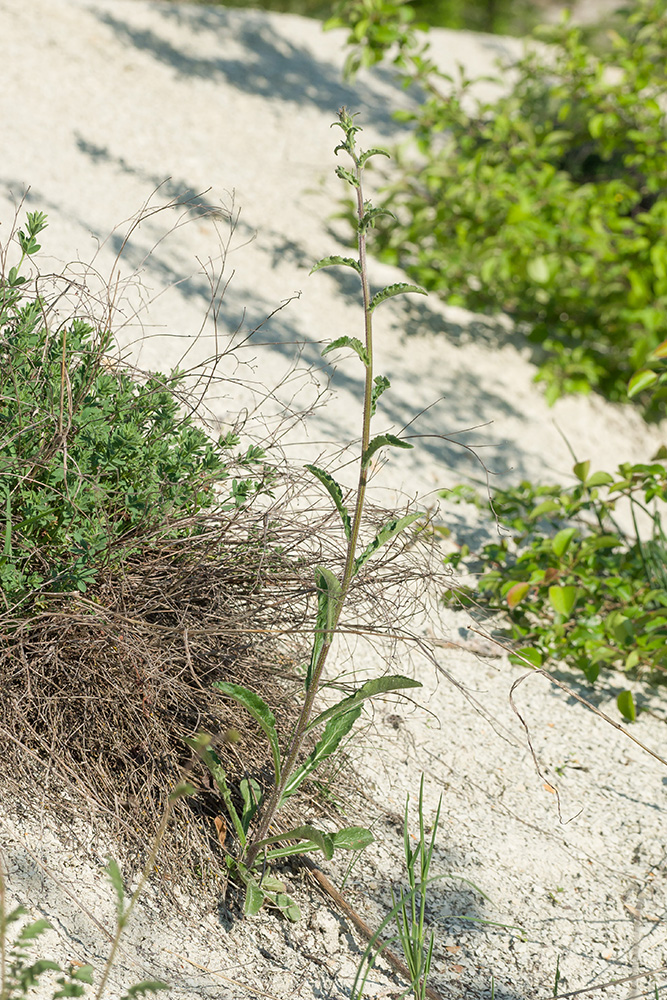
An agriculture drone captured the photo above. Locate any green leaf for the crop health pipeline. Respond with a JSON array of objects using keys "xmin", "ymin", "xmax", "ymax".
[
  {"xmin": 359, "ymin": 206, "xmax": 395, "ymax": 231},
  {"xmin": 307, "ymin": 674, "xmax": 421, "ymax": 732},
  {"xmin": 509, "ymin": 646, "xmax": 543, "ymax": 668},
  {"xmin": 244, "ymin": 879, "xmax": 265, "ymax": 916},
  {"xmin": 628, "ymin": 369, "xmax": 658, "ymax": 397},
  {"xmin": 359, "ymin": 147, "xmax": 390, "ymax": 167},
  {"xmin": 572, "ymin": 460, "xmax": 590, "ymax": 483},
  {"xmin": 354, "ymin": 512, "xmax": 422, "ymax": 573},
  {"xmin": 371, "ymin": 375, "xmax": 390, "ymax": 416},
  {"xmin": 369, "ymin": 283, "xmax": 427, "ymax": 311},
  {"xmin": 586, "ymin": 471, "xmax": 614, "ymax": 487},
  {"xmin": 17, "ymin": 918, "xmax": 52, "ymax": 942},
  {"xmin": 321, "ymin": 336, "xmax": 368, "ymax": 365},
  {"xmin": 506, "ymin": 581, "xmax": 530, "ymax": 609},
  {"xmin": 335, "ymin": 165, "xmax": 359, "ymax": 187},
  {"xmin": 530, "ymin": 500, "xmax": 561, "ymax": 519},
  {"xmin": 552, "ymin": 527, "xmax": 577, "ymax": 558},
  {"xmin": 548, "ymin": 585, "xmax": 578, "ymax": 617},
  {"xmin": 307, "ymin": 566, "xmax": 342, "ymax": 688},
  {"xmin": 212, "ymin": 682, "xmax": 281, "ymax": 786},
  {"xmin": 121, "ymin": 982, "xmax": 170, "ymax": 998},
  {"xmin": 184, "ymin": 736, "xmax": 246, "ymax": 845},
  {"xmin": 310, "ymin": 255, "xmax": 361, "ymax": 275},
  {"xmin": 617, "ymin": 690, "xmax": 636, "ymax": 723},
  {"xmin": 305, "ymin": 465, "xmax": 352, "ymax": 540},
  {"xmin": 280, "ymin": 707, "xmax": 362, "ymax": 803},
  {"xmin": 649, "ymin": 338, "xmax": 667, "ymax": 360},
  {"xmin": 254, "ymin": 824, "xmax": 335, "ymax": 861},
  {"xmin": 270, "ymin": 892, "xmax": 301, "ymax": 922},
  {"xmin": 168, "ymin": 781, "xmax": 196, "ymax": 802},
  {"xmin": 332, "ymin": 826, "xmax": 374, "ymax": 850},
  {"xmin": 362, "ymin": 433, "xmax": 413, "ymax": 468},
  {"xmin": 105, "ymin": 858, "xmax": 125, "ymax": 917},
  {"xmin": 240, "ymin": 777, "xmax": 262, "ymax": 827}
]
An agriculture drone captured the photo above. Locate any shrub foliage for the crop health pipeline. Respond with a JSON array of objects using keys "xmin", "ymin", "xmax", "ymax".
[{"xmin": 332, "ymin": 0, "xmax": 667, "ymax": 406}]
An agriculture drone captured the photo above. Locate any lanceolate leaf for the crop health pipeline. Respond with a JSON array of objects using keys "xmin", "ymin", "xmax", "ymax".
[
  {"xmin": 244, "ymin": 879, "xmax": 265, "ymax": 916},
  {"xmin": 306, "ymin": 465, "xmax": 352, "ymax": 539},
  {"xmin": 212, "ymin": 682, "xmax": 281, "ymax": 786},
  {"xmin": 184, "ymin": 736, "xmax": 246, "ymax": 845},
  {"xmin": 506, "ymin": 581, "xmax": 530, "ymax": 609},
  {"xmin": 354, "ymin": 512, "xmax": 423, "ymax": 573},
  {"xmin": 335, "ymin": 165, "xmax": 360, "ymax": 187},
  {"xmin": 617, "ymin": 689, "xmax": 636, "ymax": 722},
  {"xmin": 310, "ymin": 255, "xmax": 361, "ymax": 275},
  {"xmin": 369, "ymin": 282, "xmax": 427, "ymax": 312},
  {"xmin": 359, "ymin": 206, "xmax": 395, "ymax": 231},
  {"xmin": 628, "ymin": 368, "xmax": 658, "ymax": 397},
  {"xmin": 280, "ymin": 707, "xmax": 362, "ymax": 803},
  {"xmin": 362, "ymin": 433, "xmax": 413, "ymax": 468},
  {"xmin": 371, "ymin": 375, "xmax": 390, "ymax": 415},
  {"xmin": 321, "ymin": 335, "xmax": 368, "ymax": 366},
  {"xmin": 332, "ymin": 827, "xmax": 375, "ymax": 850},
  {"xmin": 254, "ymin": 824, "xmax": 335, "ymax": 861},
  {"xmin": 359, "ymin": 147, "xmax": 390, "ymax": 167},
  {"xmin": 306, "ymin": 675, "xmax": 421, "ymax": 732},
  {"xmin": 307, "ymin": 567, "xmax": 342, "ymax": 688}
]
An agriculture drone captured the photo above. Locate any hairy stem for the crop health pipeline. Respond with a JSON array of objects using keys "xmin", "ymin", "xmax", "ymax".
[{"xmin": 244, "ymin": 114, "xmax": 373, "ymax": 868}]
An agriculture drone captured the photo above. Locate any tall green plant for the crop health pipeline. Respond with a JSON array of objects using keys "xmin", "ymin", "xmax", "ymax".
[
  {"xmin": 330, "ymin": 0, "xmax": 667, "ymax": 408},
  {"xmin": 190, "ymin": 108, "xmax": 427, "ymax": 920}
]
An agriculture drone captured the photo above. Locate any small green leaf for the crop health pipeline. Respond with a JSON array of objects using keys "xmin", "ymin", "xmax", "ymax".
[
  {"xmin": 244, "ymin": 879, "xmax": 265, "ymax": 916},
  {"xmin": 105, "ymin": 858, "xmax": 125, "ymax": 916},
  {"xmin": 255, "ymin": 825, "xmax": 335, "ymax": 861},
  {"xmin": 617, "ymin": 690, "xmax": 636, "ymax": 722},
  {"xmin": 307, "ymin": 566, "xmax": 342, "ymax": 688},
  {"xmin": 168, "ymin": 781, "xmax": 196, "ymax": 802},
  {"xmin": 371, "ymin": 375, "xmax": 390, "ymax": 415},
  {"xmin": 649, "ymin": 338, "xmax": 667, "ymax": 360},
  {"xmin": 362, "ymin": 433, "xmax": 413, "ymax": 468},
  {"xmin": 552, "ymin": 527, "xmax": 577, "ymax": 558},
  {"xmin": 586, "ymin": 471, "xmax": 614, "ymax": 487},
  {"xmin": 121, "ymin": 982, "xmax": 170, "ymax": 998},
  {"xmin": 359, "ymin": 206, "xmax": 394, "ymax": 231},
  {"xmin": 506, "ymin": 581, "xmax": 530, "ymax": 609},
  {"xmin": 73, "ymin": 966, "xmax": 95, "ymax": 984},
  {"xmin": 212, "ymin": 682, "xmax": 281, "ymax": 786},
  {"xmin": 509, "ymin": 646, "xmax": 543, "ymax": 668},
  {"xmin": 354, "ymin": 512, "xmax": 422, "ymax": 573},
  {"xmin": 628, "ymin": 369, "xmax": 658, "ymax": 397},
  {"xmin": 310, "ymin": 255, "xmax": 361, "ymax": 275},
  {"xmin": 335, "ymin": 165, "xmax": 360, "ymax": 187},
  {"xmin": 307, "ymin": 674, "xmax": 421, "ymax": 732},
  {"xmin": 359, "ymin": 147, "xmax": 390, "ymax": 167},
  {"xmin": 321, "ymin": 335, "xmax": 368, "ymax": 365},
  {"xmin": 16, "ymin": 918, "xmax": 52, "ymax": 942},
  {"xmin": 530, "ymin": 500, "xmax": 561, "ymax": 519},
  {"xmin": 572, "ymin": 460, "xmax": 590, "ymax": 483},
  {"xmin": 369, "ymin": 282, "xmax": 427, "ymax": 311},
  {"xmin": 280, "ymin": 708, "xmax": 362, "ymax": 803},
  {"xmin": 332, "ymin": 826, "xmax": 374, "ymax": 850},
  {"xmin": 548, "ymin": 585, "xmax": 578, "ymax": 617},
  {"xmin": 271, "ymin": 892, "xmax": 301, "ymax": 922},
  {"xmin": 305, "ymin": 465, "xmax": 352, "ymax": 539}
]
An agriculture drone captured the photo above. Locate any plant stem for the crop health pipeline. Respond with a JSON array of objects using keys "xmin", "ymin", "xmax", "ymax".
[{"xmin": 244, "ymin": 114, "xmax": 374, "ymax": 868}]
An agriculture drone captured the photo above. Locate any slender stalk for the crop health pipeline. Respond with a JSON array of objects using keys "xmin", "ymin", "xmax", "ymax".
[{"xmin": 244, "ymin": 114, "xmax": 375, "ymax": 868}]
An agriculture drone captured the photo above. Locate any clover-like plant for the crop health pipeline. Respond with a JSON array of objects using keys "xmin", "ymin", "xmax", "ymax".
[{"xmin": 189, "ymin": 108, "xmax": 428, "ymax": 920}]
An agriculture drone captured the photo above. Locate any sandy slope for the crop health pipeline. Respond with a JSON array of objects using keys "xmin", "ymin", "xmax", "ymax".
[{"xmin": 2, "ymin": 2, "xmax": 667, "ymax": 998}]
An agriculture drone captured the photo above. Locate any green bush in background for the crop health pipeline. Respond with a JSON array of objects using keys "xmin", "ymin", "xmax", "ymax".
[
  {"xmin": 0, "ymin": 213, "xmax": 267, "ymax": 611},
  {"xmin": 332, "ymin": 0, "xmax": 667, "ymax": 408}
]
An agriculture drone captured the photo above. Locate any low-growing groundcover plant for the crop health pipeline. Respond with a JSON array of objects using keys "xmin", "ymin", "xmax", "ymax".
[
  {"xmin": 189, "ymin": 109, "xmax": 430, "ymax": 921},
  {"xmin": 329, "ymin": 0, "xmax": 667, "ymax": 409},
  {"xmin": 0, "ymin": 209, "xmax": 268, "ymax": 613},
  {"xmin": 441, "ymin": 454, "xmax": 667, "ymax": 714}
]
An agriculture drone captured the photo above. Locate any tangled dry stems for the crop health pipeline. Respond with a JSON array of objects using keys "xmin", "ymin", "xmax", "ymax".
[{"xmin": 0, "ymin": 472, "xmax": 443, "ymax": 893}]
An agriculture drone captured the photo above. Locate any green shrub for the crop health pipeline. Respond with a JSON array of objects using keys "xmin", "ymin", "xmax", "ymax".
[
  {"xmin": 332, "ymin": 0, "xmax": 667, "ymax": 407},
  {"xmin": 441, "ymin": 456, "xmax": 667, "ymax": 683},
  {"xmin": 0, "ymin": 212, "xmax": 267, "ymax": 611}
]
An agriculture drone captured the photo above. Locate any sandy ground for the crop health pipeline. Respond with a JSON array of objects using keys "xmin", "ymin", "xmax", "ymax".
[{"xmin": 2, "ymin": 2, "xmax": 667, "ymax": 998}]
